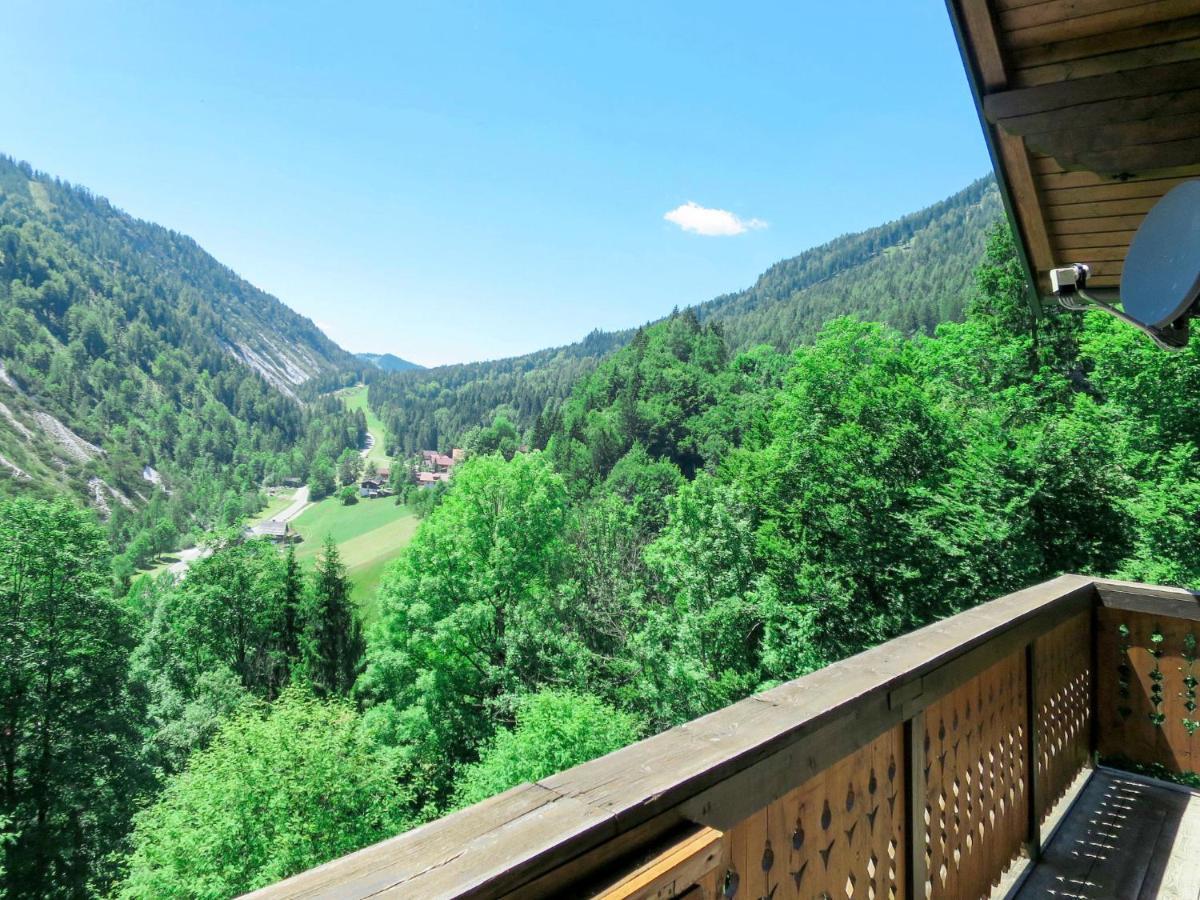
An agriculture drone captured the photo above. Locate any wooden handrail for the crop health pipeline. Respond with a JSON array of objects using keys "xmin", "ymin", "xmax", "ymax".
[
  {"xmin": 247, "ymin": 574, "xmax": 1112, "ymax": 899},
  {"xmin": 246, "ymin": 575, "xmax": 1200, "ymax": 898}
]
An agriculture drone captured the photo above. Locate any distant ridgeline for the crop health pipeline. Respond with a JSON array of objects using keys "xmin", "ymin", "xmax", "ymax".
[
  {"xmin": 366, "ymin": 177, "xmax": 1001, "ymax": 454},
  {"xmin": 356, "ymin": 352, "xmax": 424, "ymax": 373},
  {"xmin": 0, "ymin": 155, "xmax": 362, "ymax": 577}
]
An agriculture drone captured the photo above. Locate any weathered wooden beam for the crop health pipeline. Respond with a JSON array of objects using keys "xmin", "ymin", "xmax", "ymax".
[
  {"xmin": 1039, "ymin": 159, "xmax": 1200, "ymax": 188},
  {"xmin": 1052, "ymin": 212, "xmax": 1147, "ymax": 233},
  {"xmin": 995, "ymin": 130, "xmax": 1056, "ymax": 275},
  {"xmin": 241, "ymin": 783, "xmax": 614, "ymax": 900},
  {"xmin": 1054, "ymin": 245, "xmax": 1128, "ymax": 261},
  {"xmin": 1016, "ymin": 34, "xmax": 1200, "ymax": 89},
  {"xmin": 1027, "ymin": 114, "xmax": 1200, "ymax": 159},
  {"xmin": 999, "ymin": 0, "xmax": 1175, "ymax": 34},
  {"xmin": 1054, "ymin": 229, "xmax": 1137, "ymax": 249},
  {"xmin": 1013, "ymin": 13, "xmax": 1200, "ymax": 70},
  {"xmin": 1067, "ymin": 137, "xmax": 1200, "ymax": 176},
  {"xmin": 590, "ymin": 827, "xmax": 724, "ymax": 900},
  {"xmin": 1024, "ymin": 642, "xmax": 1042, "ymax": 861},
  {"xmin": 994, "ymin": 86, "xmax": 1200, "ymax": 139},
  {"xmin": 1045, "ymin": 196, "xmax": 1157, "ymax": 218},
  {"xmin": 904, "ymin": 710, "xmax": 928, "ymax": 900},
  {"xmin": 1041, "ymin": 175, "xmax": 1193, "ymax": 205},
  {"xmin": 985, "ymin": 59, "xmax": 1200, "ymax": 121},
  {"xmin": 959, "ymin": 0, "xmax": 1008, "ymax": 90},
  {"xmin": 1093, "ymin": 577, "xmax": 1200, "ymax": 621}
]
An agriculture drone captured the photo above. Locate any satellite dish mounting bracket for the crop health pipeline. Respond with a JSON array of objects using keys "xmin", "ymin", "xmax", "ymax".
[
  {"xmin": 1056, "ymin": 283, "xmax": 1190, "ymax": 352},
  {"xmin": 1048, "ymin": 180, "xmax": 1200, "ymax": 351}
]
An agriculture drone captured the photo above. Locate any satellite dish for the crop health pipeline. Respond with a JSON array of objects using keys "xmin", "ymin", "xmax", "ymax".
[
  {"xmin": 1123, "ymin": 180, "xmax": 1200, "ymax": 329},
  {"xmin": 1051, "ymin": 179, "xmax": 1200, "ymax": 349}
]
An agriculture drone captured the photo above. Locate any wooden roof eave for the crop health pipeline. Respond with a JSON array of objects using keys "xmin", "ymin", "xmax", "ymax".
[{"xmin": 945, "ymin": 0, "xmax": 1049, "ymax": 314}]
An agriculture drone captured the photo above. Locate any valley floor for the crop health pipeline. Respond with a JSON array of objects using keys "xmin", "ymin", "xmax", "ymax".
[
  {"xmin": 341, "ymin": 384, "xmax": 390, "ymax": 465},
  {"xmin": 289, "ymin": 496, "xmax": 418, "ymax": 621},
  {"xmin": 140, "ymin": 383, "xmax": 416, "ymax": 617}
]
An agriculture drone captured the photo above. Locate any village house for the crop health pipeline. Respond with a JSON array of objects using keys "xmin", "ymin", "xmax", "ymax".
[
  {"xmin": 412, "ymin": 448, "xmax": 464, "ymax": 485},
  {"xmin": 244, "ymin": 519, "xmax": 293, "ymax": 542},
  {"xmin": 359, "ymin": 477, "xmax": 392, "ymax": 499}
]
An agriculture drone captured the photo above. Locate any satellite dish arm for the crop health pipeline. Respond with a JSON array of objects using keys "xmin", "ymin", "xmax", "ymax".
[{"xmin": 1051, "ymin": 265, "xmax": 1189, "ymax": 351}]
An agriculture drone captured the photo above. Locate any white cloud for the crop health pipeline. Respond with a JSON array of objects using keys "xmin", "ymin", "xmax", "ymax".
[{"xmin": 663, "ymin": 201, "xmax": 767, "ymax": 236}]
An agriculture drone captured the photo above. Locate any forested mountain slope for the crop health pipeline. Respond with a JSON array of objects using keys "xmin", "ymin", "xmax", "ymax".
[
  {"xmin": 0, "ymin": 156, "xmax": 361, "ymax": 564},
  {"xmin": 363, "ymin": 328, "xmax": 633, "ymax": 455},
  {"xmin": 368, "ymin": 177, "xmax": 1001, "ymax": 451},
  {"xmin": 695, "ymin": 176, "xmax": 1001, "ymax": 350}
]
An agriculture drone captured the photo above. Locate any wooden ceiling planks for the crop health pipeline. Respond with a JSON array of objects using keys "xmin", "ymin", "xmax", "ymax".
[
  {"xmin": 1011, "ymin": 12, "xmax": 1200, "ymax": 69},
  {"xmin": 1003, "ymin": 0, "xmax": 1200, "ymax": 49},
  {"xmin": 949, "ymin": 0, "xmax": 1200, "ymax": 291}
]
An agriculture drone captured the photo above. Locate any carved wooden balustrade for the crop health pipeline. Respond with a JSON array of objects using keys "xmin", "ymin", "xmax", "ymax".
[{"xmin": 245, "ymin": 576, "xmax": 1200, "ymax": 899}]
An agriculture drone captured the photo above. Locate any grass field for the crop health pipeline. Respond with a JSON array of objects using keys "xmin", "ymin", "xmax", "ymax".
[
  {"xmin": 340, "ymin": 384, "xmax": 390, "ymax": 465},
  {"xmin": 291, "ymin": 496, "xmax": 419, "ymax": 621}
]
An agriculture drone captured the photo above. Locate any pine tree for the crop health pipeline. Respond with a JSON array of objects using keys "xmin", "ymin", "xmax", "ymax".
[
  {"xmin": 281, "ymin": 544, "xmax": 304, "ymax": 665},
  {"xmin": 301, "ymin": 536, "xmax": 363, "ymax": 696}
]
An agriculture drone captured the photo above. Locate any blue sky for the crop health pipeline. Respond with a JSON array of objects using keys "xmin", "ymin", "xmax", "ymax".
[{"xmin": 1, "ymin": 2, "xmax": 991, "ymax": 366}]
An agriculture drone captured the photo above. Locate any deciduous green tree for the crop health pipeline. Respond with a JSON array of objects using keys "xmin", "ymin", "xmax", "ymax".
[
  {"xmin": 118, "ymin": 689, "xmax": 412, "ymax": 899},
  {"xmin": 0, "ymin": 498, "xmax": 143, "ymax": 898},
  {"xmin": 359, "ymin": 452, "xmax": 583, "ymax": 807},
  {"xmin": 453, "ymin": 690, "xmax": 641, "ymax": 807}
]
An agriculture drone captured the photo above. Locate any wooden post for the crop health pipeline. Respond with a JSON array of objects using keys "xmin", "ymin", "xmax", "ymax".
[
  {"xmin": 904, "ymin": 711, "xmax": 927, "ymax": 900},
  {"xmin": 1089, "ymin": 599, "xmax": 1102, "ymax": 766},
  {"xmin": 1024, "ymin": 641, "xmax": 1042, "ymax": 860}
]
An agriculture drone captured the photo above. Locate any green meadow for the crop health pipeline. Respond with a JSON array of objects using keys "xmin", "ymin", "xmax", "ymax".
[
  {"xmin": 291, "ymin": 496, "xmax": 419, "ymax": 621},
  {"xmin": 340, "ymin": 384, "xmax": 391, "ymax": 465}
]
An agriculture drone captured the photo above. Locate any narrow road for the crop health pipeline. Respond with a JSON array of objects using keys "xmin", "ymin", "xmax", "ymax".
[
  {"xmin": 167, "ymin": 545, "xmax": 207, "ymax": 576},
  {"xmin": 273, "ymin": 485, "xmax": 311, "ymax": 523},
  {"xmin": 165, "ymin": 485, "xmax": 311, "ymax": 578}
]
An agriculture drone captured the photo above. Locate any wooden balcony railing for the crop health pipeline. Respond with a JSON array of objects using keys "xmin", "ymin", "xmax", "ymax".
[{"xmin": 245, "ymin": 575, "xmax": 1200, "ymax": 899}]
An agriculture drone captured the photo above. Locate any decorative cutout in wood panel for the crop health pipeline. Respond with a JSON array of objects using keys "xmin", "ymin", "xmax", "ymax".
[
  {"xmin": 1033, "ymin": 611, "xmax": 1092, "ymax": 824},
  {"xmin": 922, "ymin": 651, "xmax": 1027, "ymax": 900},
  {"xmin": 1097, "ymin": 608, "xmax": 1200, "ymax": 776},
  {"xmin": 718, "ymin": 725, "xmax": 905, "ymax": 900}
]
